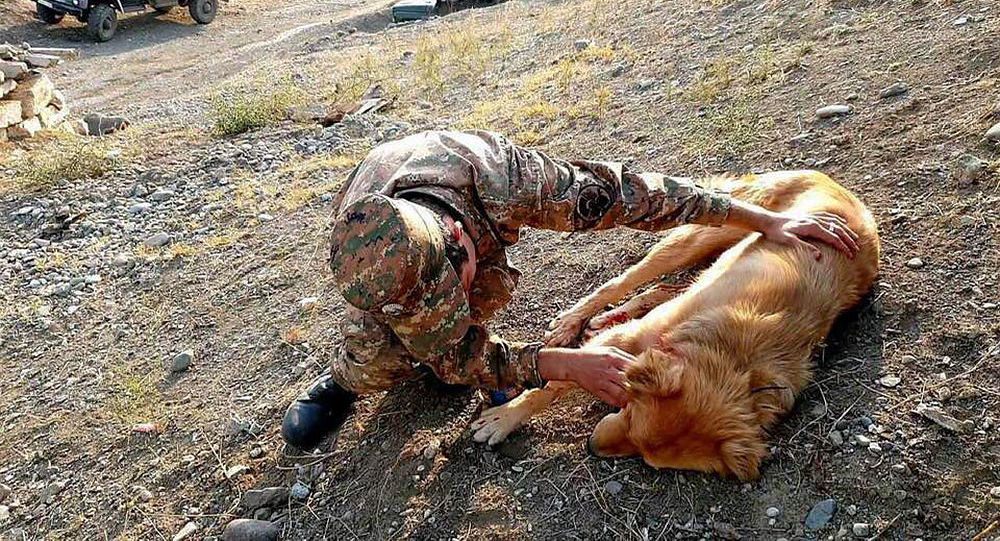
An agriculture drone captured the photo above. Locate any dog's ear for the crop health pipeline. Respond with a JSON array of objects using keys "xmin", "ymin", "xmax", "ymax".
[
  {"xmin": 720, "ymin": 432, "xmax": 767, "ymax": 480},
  {"xmin": 627, "ymin": 350, "xmax": 684, "ymax": 398}
]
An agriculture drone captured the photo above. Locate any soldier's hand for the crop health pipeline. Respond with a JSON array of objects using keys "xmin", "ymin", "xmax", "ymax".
[
  {"xmin": 763, "ymin": 211, "xmax": 860, "ymax": 260},
  {"xmin": 540, "ymin": 346, "xmax": 635, "ymax": 407}
]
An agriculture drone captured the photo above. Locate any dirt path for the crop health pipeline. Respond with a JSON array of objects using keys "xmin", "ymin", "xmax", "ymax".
[{"xmin": 3, "ymin": 0, "xmax": 393, "ymax": 123}]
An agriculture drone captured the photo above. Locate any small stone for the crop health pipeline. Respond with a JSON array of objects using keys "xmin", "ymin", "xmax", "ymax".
[
  {"xmin": 248, "ymin": 447, "xmax": 265, "ymax": 459},
  {"xmin": 129, "ymin": 203, "xmax": 152, "ymax": 213},
  {"xmin": 133, "ymin": 485, "xmax": 153, "ymax": 502},
  {"xmin": 985, "ymin": 122, "xmax": 1000, "ymax": 143},
  {"xmin": 252, "ymin": 508, "xmax": 271, "ymax": 521},
  {"xmin": 144, "ymin": 233, "xmax": 171, "ymax": 248},
  {"xmin": 225, "ymin": 465, "xmax": 249, "ymax": 479},
  {"xmin": 847, "ymin": 504, "xmax": 858, "ymax": 516},
  {"xmin": 990, "ymin": 486, "xmax": 1000, "ymax": 498},
  {"xmin": 868, "ymin": 442, "xmax": 883, "ymax": 454},
  {"xmin": 855, "ymin": 434, "xmax": 872, "ymax": 446},
  {"xmin": 766, "ymin": 506, "xmax": 781, "ymax": 518},
  {"xmin": 816, "ymin": 105, "xmax": 851, "ymax": 118},
  {"xmin": 173, "ymin": 521, "xmax": 198, "ymax": 541},
  {"xmin": 112, "ymin": 253, "xmax": 133, "ymax": 267},
  {"xmin": 879, "ymin": 83, "xmax": 908, "ymax": 99},
  {"xmin": 604, "ymin": 480, "xmax": 623, "ymax": 495},
  {"xmin": 852, "ymin": 523, "xmax": 871, "ymax": 537},
  {"xmin": 573, "ymin": 39, "xmax": 592, "ymax": 51},
  {"xmin": 905, "ymin": 257, "xmax": 924, "ymax": 269},
  {"xmin": 299, "ymin": 297, "xmax": 319, "ymax": 311},
  {"xmin": 241, "ymin": 487, "xmax": 289, "ymax": 510},
  {"xmin": 257, "ymin": 213, "xmax": 274, "ymax": 222},
  {"xmin": 41, "ymin": 481, "xmax": 66, "ymax": 501},
  {"xmin": 952, "ymin": 15, "xmax": 968, "ymax": 25},
  {"xmin": 290, "ymin": 481, "xmax": 310, "ymax": 501},
  {"xmin": 0, "ymin": 483, "xmax": 11, "ymax": 502},
  {"xmin": 131, "ymin": 184, "xmax": 149, "ymax": 197},
  {"xmin": 891, "ymin": 463, "xmax": 911, "ymax": 475},
  {"xmin": 149, "ymin": 189, "xmax": 175, "ymax": 202},
  {"xmin": 171, "ymin": 350, "xmax": 193, "ymax": 373},
  {"xmin": 423, "ymin": 440, "xmax": 440, "ymax": 460},
  {"xmin": 828, "ymin": 430, "xmax": 844, "ymax": 447},
  {"xmin": 955, "ymin": 154, "xmax": 987, "ymax": 181},
  {"xmin": 805, "ymin": 498, "xmax": 836, "ymax": 530},
  {"xmin": 878, "ymin": 375, "xmax": 901, "ymax": 388}
]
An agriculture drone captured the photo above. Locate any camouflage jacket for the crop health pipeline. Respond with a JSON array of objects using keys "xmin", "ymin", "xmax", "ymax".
[{"xmin": 332, "ymin": 130, "xmax": 732, "ymax": 391}]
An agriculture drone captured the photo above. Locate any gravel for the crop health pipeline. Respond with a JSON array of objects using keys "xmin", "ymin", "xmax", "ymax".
[{"xmin": 805, "ymin": 499, "xmax": 836, "ymax": 530}]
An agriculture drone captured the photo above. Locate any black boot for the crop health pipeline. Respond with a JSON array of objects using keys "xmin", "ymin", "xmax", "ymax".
[{"xmin": 281, "ymin": 374, "xmax": 357, "ymax": 450}]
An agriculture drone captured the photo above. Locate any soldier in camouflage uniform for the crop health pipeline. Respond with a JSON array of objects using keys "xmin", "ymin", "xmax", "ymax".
[{"xmin": 281, "ymin": 130, "xmax": 859, "ymax": 449}]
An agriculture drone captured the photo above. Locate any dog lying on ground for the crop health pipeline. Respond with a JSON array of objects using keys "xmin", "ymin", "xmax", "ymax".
[{"xmin": 471, "ymin": 170, "xmax": 880, "ymax": 479}]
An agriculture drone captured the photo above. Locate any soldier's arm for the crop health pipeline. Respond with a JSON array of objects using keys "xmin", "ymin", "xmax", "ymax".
[{"xmin": 502, "ymin": 145, "xmax": 858, "ymax": 256}]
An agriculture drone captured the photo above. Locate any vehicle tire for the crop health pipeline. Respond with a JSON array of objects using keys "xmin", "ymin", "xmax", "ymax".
[
  {"xmin": 37, "ymin": 3, "xmax": 65, "ymax": 24},
  {"xmin": 87, "ymin": 4, "xmax": 117, "ymax": 42},
  {"xmin": 155, "ymin": 5, "xmax": 173, "ymax": 13},
  {"xmin": 188, "ymin": 0, "xmax": 215, "ymax": 24}
]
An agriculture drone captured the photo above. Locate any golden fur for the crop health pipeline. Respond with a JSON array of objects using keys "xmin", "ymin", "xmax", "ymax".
[{"xmin": 470, "ymin": 170, "xmax": 880, "ymax": 479}]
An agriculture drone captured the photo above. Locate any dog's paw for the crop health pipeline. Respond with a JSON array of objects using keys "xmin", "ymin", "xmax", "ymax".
[
  {"xmin": 545, "ymin": 310, "xmax": 589, "ymax": 347},
  {"xmin": 587, "ymin": 310, "xmax": 632, "ymax": 333},
  {"xmin": 471, "ymin": 404, "xmax": 528, "ymax": 446}
]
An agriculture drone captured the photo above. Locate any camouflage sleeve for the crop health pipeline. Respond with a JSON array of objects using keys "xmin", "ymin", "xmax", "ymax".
[
  {"xmin": 503, "ymin": 144, "xmax": 731, "ymax": 232},
  {"xmin": 332, "ymin": 306, "xmax": 544, "ymax": 392},
  {"xmin": 428, "ymin": 325, "xmax": 545, "ymax": 390}
]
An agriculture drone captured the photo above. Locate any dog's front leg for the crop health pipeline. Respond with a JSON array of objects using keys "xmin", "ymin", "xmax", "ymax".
[{"xmin": 470, "ymin": 381, "xmax": 574, "ymax": 445}]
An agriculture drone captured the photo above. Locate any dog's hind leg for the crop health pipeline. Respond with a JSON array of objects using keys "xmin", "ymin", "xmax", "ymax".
[{"xmin": 547, "ymin": 225, "xmax": 750, "ymax": 346}]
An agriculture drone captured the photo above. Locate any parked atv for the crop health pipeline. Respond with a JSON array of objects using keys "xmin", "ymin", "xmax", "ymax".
[{"xmin": 35, "ymin": 0, "xmax": 217, "ymax": 42}]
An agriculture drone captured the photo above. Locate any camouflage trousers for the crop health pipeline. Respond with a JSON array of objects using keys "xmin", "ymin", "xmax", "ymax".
[{"xmin": 329, "ymin": 306, "xmax": 421, "ymax": 394}]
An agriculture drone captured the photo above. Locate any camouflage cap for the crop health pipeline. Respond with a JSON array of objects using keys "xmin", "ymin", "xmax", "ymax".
[{"xmin": 330, "ymin": 194, "xmax": 471, "ymax": 359}]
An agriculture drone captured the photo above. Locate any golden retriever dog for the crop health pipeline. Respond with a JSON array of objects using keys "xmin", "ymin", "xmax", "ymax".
[{"xmin": 471, "ymin": 170, "xmax": 880, "ymax": 480}]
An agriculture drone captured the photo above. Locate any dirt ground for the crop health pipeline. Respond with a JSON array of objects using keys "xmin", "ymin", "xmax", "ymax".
[{"xmin": 1, "ymin": 0, "xmax": 1000, "ymax": 540}]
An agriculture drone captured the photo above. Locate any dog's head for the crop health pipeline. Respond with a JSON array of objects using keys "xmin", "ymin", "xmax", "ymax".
[{"xmin": 587, "ymin": 348, "xmax": 767, "ymax": 480}]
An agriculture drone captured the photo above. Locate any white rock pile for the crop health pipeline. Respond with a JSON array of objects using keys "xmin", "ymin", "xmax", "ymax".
[{"xmin": 0, "ymin": 42, "xmax": 85, "ymax": 141}]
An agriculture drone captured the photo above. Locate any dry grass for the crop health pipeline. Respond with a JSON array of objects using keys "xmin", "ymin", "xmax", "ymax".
[
  {"xmin": 211, "ymin": 82, "xmax": 307, "ymax": 136},
  {"xmin": 0, "ymin": 131, "xmax": 142, "ymax": 194}
]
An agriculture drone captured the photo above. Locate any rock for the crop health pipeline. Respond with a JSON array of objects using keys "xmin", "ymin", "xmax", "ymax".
[
  {"xmin": 852, "ymin": 523, "xmax": 870, "ymax": 537},
  {"xmin": 7, "ymin": 73, "xmax": 54, "ymax": 118},
  {"xmin": 0, "ymin": 61, "xmax": 28, "ymax": 80},
  {"xmin": 423, "ymin": 440, "xmax": 440, "ymax": 460},
  {"xmin": 574, "ymin": 39, "xmax": 592, "ymax": 51},
  {"xmin": 986, "ymin": 122, "xmax": 1000, "ymax": 143},
  {"xmin": 144, "ymin": 233, "xmax": 171, "ymax": 248},
  {"xmin": 604, "ymin": 480, "xmax": 623, "ymax": 495},
  {"xmin": 0, "ymin": 78, "xmax": 16, "ymax": 96},
  {"xmin": 891, "ymin": 463, "xmax": 911, "ymax": 475},
  {"xmin": 129, "ymin": 203, "xmax": 152, "ymax": 213},
  {"xmin": 257, "ymin": 213, "xmax": 273, "ymax": 221},
  {"xmin": 222, "ymin": 519, "xmax": 280, "ymax": 541},
  {"xmin": 846, "ymin": 504, "xmax": 857, "ymax": 516},
  {"xmin": 905, "ymin": 257, "xmax": 924, "ymax": 269},
  {"xmin": 990, "ymin": 486, "xmax": 1000, "ymax": 498},
  {"xmin": 766, "ymin": 506, "xmax": 781, "ymax": 518},
  {"xmin": 805, "ymin": 499, "xmax": 836, "ymax": 530},
  {"xmin": 0, "ymin": 505, "xmax": 8, "ymax": 522},
  {"xmin": 28, "ymin": 47, "xmax": 81, "ymax": 60},
  {"xmin": 816, "ymin": 105, "xmax": 851, "ymax": 118},
  {"xmin": 149, "ymin": 189, "xmax": 175, "ymax": 202},
  {"xmin": 955, "ymin": 154, "xmax": 987, "ymax": 181},
  {"xmin": 171, "ymin": 350, "xmax": 193, "ymax": 372},
  {"xmin": 952, "ymin": 15, "xmax": 968, "ymax": 25},
  {"xmin": 41, "ymin": 480, "xmax": 66, "ymax": 502},
  {"xmin": 112, "ymin": 253, "xmax": 133, "ymax": 267},
  {"xmin": 298, "ymin": 297, "xmax": 318, "ymax": 311},
  {"xmin": 829, "ymin": 430, "xmax": 844, "ymax": 447},
  {"xmin": 83, "ymin": 113, "xmax": 130, "ymax": 136},
  {"xmin": 0, "ymin": 100, "xmax": 21, "ymax": 128},
  {"xmin": 8, "ymin": 116, "xmax": 42, "ymax": 140},
  {"xmin": 855, "ymin": 434, "xmax": 872, "ymax": 446},
  {"xmin": 868, "ymin": 442, "xmax": 883, "ymax": 454},
  {"xmin": 133, "ymin": 485, "xmax": 153, "ymax": 502},
  {"xmin": 173, "ymin": 521, "xmax": 198, "ymax": 541},
  {"xmin": 878, "ymin": 375, "xmax": 901, "ymax": 388},
  {"xmin": 0, "ymin": 483, "xmax": 10, "ymax": 502},
  {"xmin": 23, "ymin": 54, "xmax": 62, "ymax": 69},
  {"xmin": 241, "ymin": 487, "xmax": 289, "ymax": 510},
  {"xmin": 37, "ymin": 104, "xmax": 68, "ymax": 128},
  {"xmin": 252, "ymin": 508, "xmax": 271, "ymax": 521},
  {"xmin": 248, "ymin": 447, "xmax": 265, "ymax": 459},
  {"xmin": 225, "ymin": 465, "xmax": 249, "ymax": 479},
  {"xmin": 914, "ymin": 403, "xmax": 974, "ymax": 433},
  {"xmin": 879, "ymin": 82, "xmax": 908, "ymax": 99},
  {"xmin": 290, "ymin": 481, "xmax": 310, "ymax": 501},
  {"xmin": 287, "ymin": 104, "xmax": 327, "ymax": 122}
]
